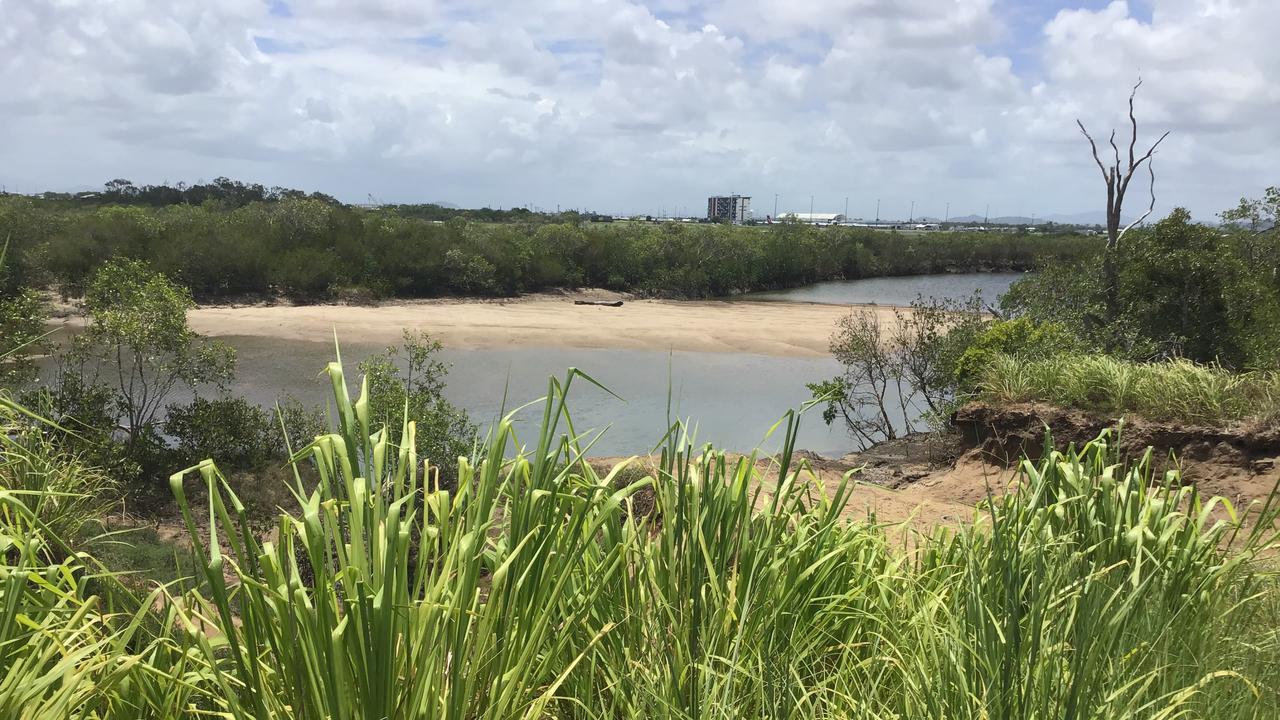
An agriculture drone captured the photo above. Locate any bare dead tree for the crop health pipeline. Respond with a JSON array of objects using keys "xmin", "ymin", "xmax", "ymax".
[{"xmin": 1076, "ymin": 77, "xmax": 1169, "ymax": 330}]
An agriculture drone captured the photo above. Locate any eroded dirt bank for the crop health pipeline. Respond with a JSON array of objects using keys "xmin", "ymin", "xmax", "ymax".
[{"xmin": 608, "ymin": 403, "xmax": 1280, "ymax": 532}]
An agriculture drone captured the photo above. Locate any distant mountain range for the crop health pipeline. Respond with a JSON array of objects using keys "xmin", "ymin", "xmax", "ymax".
[
  {"xmin": 942, "ymin": 210, "xmax": 1176, "ymax": 226},
  {"xmin": 944, "ymin": 212, "xmax": 1112, "ymax": 226}
]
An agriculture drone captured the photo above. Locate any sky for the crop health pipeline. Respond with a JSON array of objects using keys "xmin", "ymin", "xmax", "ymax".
[{"xmin": 1, "ymin": 0, "xmax": 1277, "ymax": 220}]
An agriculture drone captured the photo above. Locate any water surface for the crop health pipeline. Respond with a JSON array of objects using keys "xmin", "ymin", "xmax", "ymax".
[
  {"xmin": 226, "ymin": 338, "xmax": 849, "ymax": 457},
  {"xmin": 745, "ymin": 272, "xmax": 1025, "ymax": 306}
]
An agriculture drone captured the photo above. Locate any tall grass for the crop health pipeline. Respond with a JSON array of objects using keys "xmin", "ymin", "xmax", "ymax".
[
  {"xmin": 979, "ymin": 352, "xmax": 1280, "ymax": 426},
  {"xmin": 2, "ymin": 354, "xmax": 1279, "ymax": 718}
]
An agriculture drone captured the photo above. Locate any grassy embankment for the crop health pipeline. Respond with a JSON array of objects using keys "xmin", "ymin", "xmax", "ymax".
[
  {"xmin": 979, "ymin": 353, "xmax": 1280, "ymax": 427},
  {"xmin": 3, "ymin": 356, "xmax": 1279, "ymax": 718}
]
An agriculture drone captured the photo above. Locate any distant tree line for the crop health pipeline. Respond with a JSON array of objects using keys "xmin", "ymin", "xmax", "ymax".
[
  {"xmin": 1, "ymin": 179, "xmax": 1100, "ymax": 303},
  {"xmin": 27, "ymin": 177, "xmax": 342, "ymax": 210}
]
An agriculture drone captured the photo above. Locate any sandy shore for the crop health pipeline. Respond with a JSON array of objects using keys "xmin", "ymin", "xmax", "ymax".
[{"xmin": 182, "ymin": 293, "xmax": 900, "ymax": 357}]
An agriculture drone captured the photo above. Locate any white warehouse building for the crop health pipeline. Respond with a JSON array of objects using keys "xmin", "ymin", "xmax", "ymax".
[{"xmin": 777, "ymin": 212, "xmax": 846, "ymax": 224}]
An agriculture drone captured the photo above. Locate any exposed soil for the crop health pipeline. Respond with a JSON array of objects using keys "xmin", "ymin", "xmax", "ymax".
[
  {"xmin": 621, "ymin": 402, "xmax": 1280, "ymax": 533},
  {"xmin": 950, "ymin": 402, "xmax": 1280, "ymax": 508}
]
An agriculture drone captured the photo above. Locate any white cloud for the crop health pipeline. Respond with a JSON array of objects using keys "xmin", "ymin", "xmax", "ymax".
[{"xmin": 0, "ymin": 0, "xmax": 1276, "ymax": 218}]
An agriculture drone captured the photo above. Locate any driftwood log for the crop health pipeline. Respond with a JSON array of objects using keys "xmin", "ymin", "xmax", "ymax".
[{"xmin": 573, "ymin": 300, "xmax": 624, "ymax": 307}]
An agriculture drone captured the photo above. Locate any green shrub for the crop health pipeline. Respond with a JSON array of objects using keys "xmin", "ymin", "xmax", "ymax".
[
  {"xmin": 954, "ymin": 317, "xmax": 1078, "ymax": 388},
  {"xmin": 1003, "ymin": 208, "xmax": 1280, "ymax": 369},
  {"xmin": 357, "ymin": 330, "xmax": 475, "ymax": 488},
  {"xmin": 164, "ymin": 396, "xmax": 274, "ymax": 470},
  {"xmin": 269, "ymin": 393, "xmax": 327, "ymax": 452}
]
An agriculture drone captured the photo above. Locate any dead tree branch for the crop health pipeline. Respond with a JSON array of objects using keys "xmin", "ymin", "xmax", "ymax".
[
  {"xmin": 1075, "ymin": 76, "xmax": 1170, "ymax": 249},
  {"xmin": 1117, "ymin": 160, "xmax": 1157, "ymax": 243}
]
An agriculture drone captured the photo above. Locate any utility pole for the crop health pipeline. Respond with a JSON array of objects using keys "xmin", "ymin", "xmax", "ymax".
[
  {"xmin": 844, "ymin": 196, "xmax": 849, "ymax": 219},
  {"xmin": 875, "ymin": 198, "xmax": 880, "ymax": 223},
  {"xmin": 945, "ymin": 202, "xmax": 950, "ymax": 224},
  {"xmin": 984, "ymin": 204, "xmax": 990, "ymax": 225},
  {"xmin": 809, "ymin": 195, "xmax": 814, "ymax": 219},
  {"xmin": 909, "ymin": 200, "xmax": 915, "ymax": 222},
  {"xmin": 773, "ymin": 193, "xmax": 778, "ymax": 217}
]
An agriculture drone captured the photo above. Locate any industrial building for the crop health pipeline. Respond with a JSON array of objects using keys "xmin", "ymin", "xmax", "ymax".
[{"xmin": 706, "ymin": 195, "xmax": 752, "ymax": 224}]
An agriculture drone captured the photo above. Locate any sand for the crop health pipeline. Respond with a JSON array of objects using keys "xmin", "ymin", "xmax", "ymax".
[{"xmin": 183, "ymin": 294, "xmax": 901, "ymax": 357}]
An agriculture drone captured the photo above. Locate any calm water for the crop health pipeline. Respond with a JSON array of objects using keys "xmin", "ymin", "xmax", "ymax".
[
  {"xmin": 40, "ymin": 273, "xmax": 1009, "ymax": 457},
  {"xmin": 746, "ymin": 271, "xmax": 1025, "ymax": 306},
  {"xmin": 224, "ymin": 339, "xmax": 849, "ymax": 456}
]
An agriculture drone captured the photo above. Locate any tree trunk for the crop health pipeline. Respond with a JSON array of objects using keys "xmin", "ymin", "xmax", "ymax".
[{"xmin": 1103, "ymin": 208, "xmax": 1121, "ymax": 345}]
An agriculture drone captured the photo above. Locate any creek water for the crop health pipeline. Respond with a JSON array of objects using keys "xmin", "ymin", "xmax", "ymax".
[{"xmin": 744, "ymin": 271, "xmax": 1024, "ymax": 306}]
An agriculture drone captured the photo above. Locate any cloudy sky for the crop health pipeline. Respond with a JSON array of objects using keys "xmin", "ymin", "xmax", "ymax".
[{"xmin": 1, "ymin": 0, "xmax": 1276, "ymax": 220}]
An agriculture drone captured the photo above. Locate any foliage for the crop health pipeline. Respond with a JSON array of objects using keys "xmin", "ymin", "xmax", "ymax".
[
  {"xmin": 810, "ymin": 295, "xmax": 985, "ymax": 446},
  {"xmin": 0, "ymin": 485, "xmax": 199, "ymax": 718},
  {"xmin": 269, "ymin": 393, "xmax": 328, "ymax": 452},
  {"xmin": 953, "ymin": 317, "xmax": 1079, "ymax": 388},
  {"xmin": 163, "ymin": 396, "xmax": 274, "ymax": 470},
  {"xmin": 978, "ymin": 352, "xmax": 1280, "ymax": 426},
  {"xmin": 63, "ymin": 258, "xmax": 236, "ymax": 450},
  {"xmin": 0, "ymin": 415, "xmax": 117, "ymax": 555},
  {"xmin": 1003, "ymin": 207, "xmax": 1280, "ymax": 369},
  {"xmin": 1, "ymin": 355, "xmax": 1279, "ymax": 717},
  {"xmin": 0, "ymin": 237, "xmax": 47, "ymax": 388},
  {"xmin": 1121, "ymin": 208, "xmax": 1280, "ymax": 368},
  {"xmin": 0, "ymin": 190, "xmax": 1099, "ymax": 302},
  {"xmin": 1220, "ymin": 186, "xmax": 1280, "ymax": 295},
  {"xmin": 1221, "ymin": 185, "xmax": 1280, "ymax": 232},
  {"xmin": 0, "ymin": 288, "xmax": 45, "ymax": 388},
  {"xmin": 357, "ymin": 330, "xmax": 475, "ymax": 488}
]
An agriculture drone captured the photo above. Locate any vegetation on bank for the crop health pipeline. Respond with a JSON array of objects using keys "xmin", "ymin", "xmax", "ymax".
[
  {"xmin": 3, "ymin": 359, "xmax": 1278, "ymax": 718},
  {"xmin": 5, "ymin": 256, "xmax": 474, "ymax": 509},
  {"xmin": 978, "ymin": 354, "xmax": 1280, "ymax": 427},
  {"xmin": 1003, "ymin": 207, "xmax": 1280, "ymax": 370},
  {"xmin": 1, "ymin": 182, "xmax": 1096, "ymax": 303},
  {"xmin": 812, "ymin": 197, "xmax": 1280, "ymax": 445}
]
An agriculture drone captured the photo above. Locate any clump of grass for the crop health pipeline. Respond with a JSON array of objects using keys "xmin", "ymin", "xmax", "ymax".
[
  {"xmin": 979, "ymin": 352, "xmax": 1280, "ymax": 426},
  {"xmin": 1, "ymin": 409, "xmax": 117, "ymax": 555},
  {"xmin": 3, "ymin": 354, "xmax": 1279, "ymax": 718}
]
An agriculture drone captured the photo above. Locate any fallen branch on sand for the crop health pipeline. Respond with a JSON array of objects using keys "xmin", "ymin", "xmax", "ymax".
[{"xmin": 573, "ymin": 300, "xmax": 624, "ymax": 307}]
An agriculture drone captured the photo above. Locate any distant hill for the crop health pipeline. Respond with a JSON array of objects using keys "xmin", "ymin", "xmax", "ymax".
[{"xmin": 948, "ymin": 211, "xmax": 1121, "ymax": 227}]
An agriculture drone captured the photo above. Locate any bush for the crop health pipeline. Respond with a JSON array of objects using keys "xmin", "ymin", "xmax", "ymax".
[
  {"xmin": 810, "ymin": 294, "xmax": 986, "ymax": 446},
  {"xmin": 953, "ymin": 317, "xmax": 1078, "ymax": 388},
  {"xmin": 269, "ymin": 393, "xmax": 327, "ymax": 453},
  {"xmin": 1002, "ymin": 208, "xmax": 1280, "ymax": 369},
  {"xmin": 357, "ymin": 330, "xmax": 475, "ymax": 488},
  {"xmin": 163, "ymin": 396, "xmax": 274, "ymax": 470}
]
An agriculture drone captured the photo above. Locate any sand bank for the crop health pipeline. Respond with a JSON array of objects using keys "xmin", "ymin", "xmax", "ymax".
[{"xmin": 184, "ymin": 294, "xmax": 901, "ymax": 357}]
